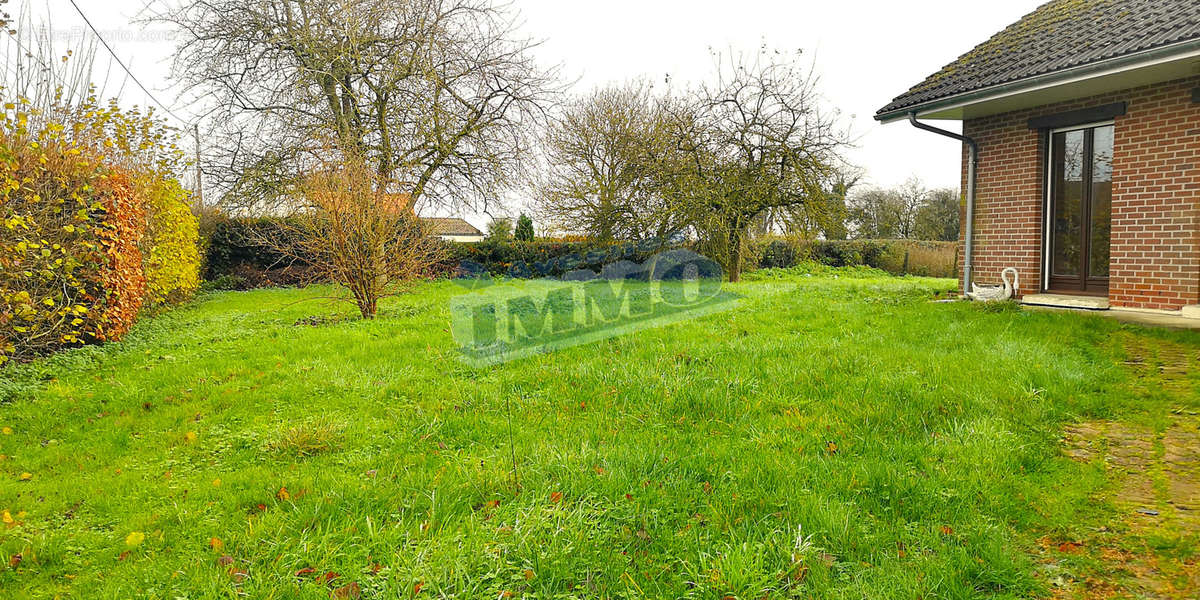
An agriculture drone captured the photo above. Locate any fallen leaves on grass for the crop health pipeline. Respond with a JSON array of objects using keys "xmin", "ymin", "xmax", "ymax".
[
  {"xmin": 125, "ymin": 531, "xmax": 145, "ymax": 547},
  {"xmin": 549, "ymin": 492, "xmax": 563, "ymax": 503},
  {"xmin": 332, "ymin": 582, "xmax": 361, "ymax": 598},
  {"xmin": 473, "ymin": 499, "xmax": 500, "ymax": 511}
]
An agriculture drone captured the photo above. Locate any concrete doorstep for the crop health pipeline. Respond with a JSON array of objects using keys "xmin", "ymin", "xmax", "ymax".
[
  {"xmin": 1022, "ymin": 294, "xmax": 1110, "ymax": 310},
  {"xmin": 1017, "ymin": 295, "xmax": 1200, "ymax": 330}
]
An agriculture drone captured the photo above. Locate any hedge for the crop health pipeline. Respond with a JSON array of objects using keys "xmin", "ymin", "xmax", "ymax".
[
  {"xmin": 447, "ymin": 238, "xmax": 676, "ymax": 279},
  {"xmin": 0, "ymin": 104, "xmax": 201, "ymax": 365},
  {"xmin": 1, "ymin": 138, "xmax": 140, "ymax": 362},
  {"xmin": 143, "ymin": 177, "xmax": 201, "ymax": 305},
  {"xmin": 202, "ymin": 218, "xmax": 316, "ymax": 289},
  {"xmin": 202, "ymin": 219, "xmax": 957, "ymax": 287},
  {"xmin": 750, "ymin": 237, "xmax": 957, "ymax": 278},
  {"xmin": 202, "ymin": 222, "xmax": 678, "ymax": 287}
]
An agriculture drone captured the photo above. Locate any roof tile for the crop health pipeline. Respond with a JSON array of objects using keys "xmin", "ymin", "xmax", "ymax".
[{"xmin": 877, "ymin": 0, "xmax": 1200, "ymax": 117}]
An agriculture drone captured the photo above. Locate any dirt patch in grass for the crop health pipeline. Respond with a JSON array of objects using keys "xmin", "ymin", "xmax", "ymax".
[{"xmin": 1044, "ymin": 336, "xmax": 1200, "ymax": 599}]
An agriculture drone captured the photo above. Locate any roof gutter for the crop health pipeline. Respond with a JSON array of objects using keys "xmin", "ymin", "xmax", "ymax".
[
  {"xmin": 908, "ymin": 113, "xmax": 976, "ymax": 297},
  {"xmin": 877, "ymin": 38, "xmax": 1200, "ymax": 123}
]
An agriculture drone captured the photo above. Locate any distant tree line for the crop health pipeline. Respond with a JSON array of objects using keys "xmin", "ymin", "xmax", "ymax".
[
  {"xmin": 532, "ymin": 48, "xmax": 850, "ymax": 281},
  {"xmin": 842, "ymin": 176, "xmax": 961, "ymax": 242}
]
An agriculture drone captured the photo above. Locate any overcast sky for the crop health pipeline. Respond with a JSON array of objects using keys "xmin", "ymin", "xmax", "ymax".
[{"xmin": 8, "ymin": 0, "xmax": 1045, "ymax": 224}]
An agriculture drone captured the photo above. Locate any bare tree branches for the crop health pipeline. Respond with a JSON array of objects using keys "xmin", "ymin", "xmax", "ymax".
[
  {"xmin": 2, "ymin": 2, "xmax": 105, "ymax": 114},
  {"xmin": 665, "ymin": 48, "xmax": 850, "ymax": 281},
  {"xmin": 848, "ymin": 176, "xmax": 961, "ymax": 241},
  {"xmin": 531, "ymin": 48, "xmax": 849, "ymax": 279},
  {"xmin": 532, "ymin": 81, "xmax": 690, "ymax": 242},
  {"xmin": 155, "ymin": 0, "xmax": 559, "ymax": 215},
  {"xmin": 264, "ymin": 153, "xmax": 447, "ymax": 318}
]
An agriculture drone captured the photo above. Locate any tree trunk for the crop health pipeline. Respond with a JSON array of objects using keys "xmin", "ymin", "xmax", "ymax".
[
  {"xmin": 727, "ymin": 226, "xmax": 743, "ymax": 283},
  {"xmin": 352, "ymin": 286, "xmax": 378, "ymax": 319}
]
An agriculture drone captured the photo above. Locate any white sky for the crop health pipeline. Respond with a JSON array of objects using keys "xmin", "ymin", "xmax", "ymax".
[{"xmin": 8, "ymin": 0, "xmax": 1044, "ymax": 225}]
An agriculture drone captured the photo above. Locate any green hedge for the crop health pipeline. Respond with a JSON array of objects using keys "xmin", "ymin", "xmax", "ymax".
[
  {"xmin": 446, "ymin": 239, "xmax": 675, "ymax": 279},
  {"xmin": 202, "ymin": 221, "xmax": 678, "ymax": 287},
  {"xmin": 202, "ymin": 217, "xmax": 958, "ymax": 286},
  {"xmin": 202, "ymin": 218, "xmax": 316, "ymax": 289},
  {"xmin": 749, "ymin": 237, "xmax": 957, "ymax": 278}
]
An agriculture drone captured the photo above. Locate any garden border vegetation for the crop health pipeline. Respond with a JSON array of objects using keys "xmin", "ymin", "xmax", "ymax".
[
  {"xmin": 0, "ymin": 98, "xmax": 201, "ymax": 365},
  {"xmin": 200, "ymin": 217, "xmax": 958, "ymax": 288}
]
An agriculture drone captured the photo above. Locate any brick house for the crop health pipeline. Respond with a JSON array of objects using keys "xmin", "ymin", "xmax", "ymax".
[{"xmin": 876, "ymin": 0, "xmax": 1200, "ymax": 314}]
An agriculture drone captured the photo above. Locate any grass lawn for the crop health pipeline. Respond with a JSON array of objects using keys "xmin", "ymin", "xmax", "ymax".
[{"xmin": 1, "ymin": 269, "xmax": 1198, "ymax": 599}]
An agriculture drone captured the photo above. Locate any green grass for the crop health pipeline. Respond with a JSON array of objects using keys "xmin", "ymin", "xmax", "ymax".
[{"xmin": 1, "ymin": 271, "xmax": 1198, "ymax": 599}]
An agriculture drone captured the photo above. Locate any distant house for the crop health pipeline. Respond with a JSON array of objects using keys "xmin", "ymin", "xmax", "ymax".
[
  {"xmin": 423, "ymin": 217, "xmax": 485, "ymax": 243},
  {"xmin": 877, "ymin": 0, "xmax": 1200, "ymax": 314}
]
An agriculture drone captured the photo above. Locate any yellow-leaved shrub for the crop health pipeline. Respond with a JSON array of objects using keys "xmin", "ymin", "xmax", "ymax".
[
  {"xmin": 1, "ymin": 94, "xmax": 199, "ymax": 365},
  {"xmin": 142, "ymin": 177, "xmax": 201, "ymax": 305}
]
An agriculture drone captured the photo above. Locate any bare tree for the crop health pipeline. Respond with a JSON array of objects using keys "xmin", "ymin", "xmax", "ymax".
[
  {"xmin": 847, "ymin": 187, "xmax": 903, "ymax": 239},
  {"xmin": 155, "ymin": 0, "xmax": 558, "ymax": 215},
  {"xmin": 665, "ymin": 48, "xmax": 848, "ymax": 281},
  {"xmin": 893, "ymin": 176, "xmax": 928, "ymax": 239},
  {"xmin": 914, "ymin": 187, "xmax": 961, "ymax": 241},
  {"xmin": 749, "ymin": 162, "xmax": 862, "ymax": 239},
  {"xmin": 532, "ymin": 81, "xmax": 691, "ymax": 242},
  {"xmin": 273, "ymin": 153, "xmax": 446, "ymax": 319},
  {"xmin": 848, "ymin": 177, "xmax": 958, "ymax": 241}
]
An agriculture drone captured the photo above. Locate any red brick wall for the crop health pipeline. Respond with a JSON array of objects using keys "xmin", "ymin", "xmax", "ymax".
[{"xmin": 960, "ymin": 75, "xmax": 1200, "ymax": 310}]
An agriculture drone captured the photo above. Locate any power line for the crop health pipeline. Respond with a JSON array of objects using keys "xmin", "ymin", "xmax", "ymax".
[
  {"xmin": 63, "ymin": 0, "xmax": 205, "ymax": 205},
  {"xmin": 64, "ymin": 0, "xmax": 188, "ymax": 125}
]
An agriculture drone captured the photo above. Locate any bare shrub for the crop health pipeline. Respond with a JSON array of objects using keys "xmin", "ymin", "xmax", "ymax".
[{"xmin": 265, "ymin": 155, "xmax": 447, "ymax": 319}]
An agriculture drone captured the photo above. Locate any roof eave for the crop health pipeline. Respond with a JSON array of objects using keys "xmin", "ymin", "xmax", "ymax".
[{"xmin": 875, "ymin": 38, "xmax": 1200, "ymax": 124}]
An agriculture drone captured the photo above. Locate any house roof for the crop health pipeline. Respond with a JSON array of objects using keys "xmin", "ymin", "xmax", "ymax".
[
  {"xmin": 423, "ymin": 217, "xmax": 483, "ymax": 237},
  {"xmin": 876, "ymin": 0, "xmax": 1200, "ymax": 120}
]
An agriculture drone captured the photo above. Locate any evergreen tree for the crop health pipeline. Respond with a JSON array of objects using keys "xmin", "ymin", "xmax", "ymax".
[{"xmin": 514, "ymin": 213, "xmax": 535, "ymax": 241}]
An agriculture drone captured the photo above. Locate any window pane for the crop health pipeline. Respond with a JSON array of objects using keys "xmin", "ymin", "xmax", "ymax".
[
  {"xmin": 1052, "ymin": 130, "xmax": 1084, "ymax": 277},
  {"xmin": 1089, "ymin": 125, "xmax": 1113, "ymax": 278}
]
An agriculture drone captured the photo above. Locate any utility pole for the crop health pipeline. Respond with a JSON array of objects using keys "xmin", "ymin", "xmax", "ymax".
[{"xmin": 193, "ymin": 123, "xmax": 204, "ymax": 211}]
